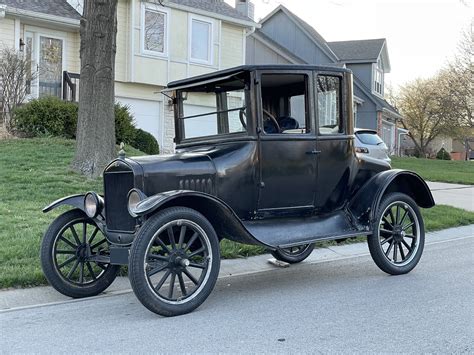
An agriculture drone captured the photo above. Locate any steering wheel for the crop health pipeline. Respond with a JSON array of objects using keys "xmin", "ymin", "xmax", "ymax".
[
  {"xmin": 239, "ymin": 108, "xmax": 247, "ymax": 130},
  {"xmin": 263, "ymin": 109, "xmax": 281, "ymax": 133}
]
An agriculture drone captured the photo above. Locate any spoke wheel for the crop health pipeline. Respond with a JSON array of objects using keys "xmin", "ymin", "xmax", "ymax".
[
  {"xmin": 271, "ymin": 243, "xmax": 314, "ymax": 264},
  {"xmin": 41, "ymin": 209, "xmax": 120, "ymax": 298},
  {"xmin": 368, "ymin": 193, "xmax": 425, "ymax": 275},
  {"xmin": 129, "ymin": 207, "xmax": 220, "ymax": 317}
]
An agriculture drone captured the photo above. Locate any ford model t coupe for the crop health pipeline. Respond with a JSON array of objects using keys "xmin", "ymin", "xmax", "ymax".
[{"xmin": 41, "ymin": 65, "xmax": 434, "ymax": 316}]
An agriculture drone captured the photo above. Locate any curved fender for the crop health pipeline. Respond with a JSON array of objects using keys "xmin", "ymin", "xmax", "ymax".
[
  {"xmin": 131, "ymin": 190, "xmax": 271, "ymax": 248},
  {"xmin": 43, "ymin": 194, "xmax": 85, "ymax": 213},
  {"xmin": 348, "ymin": 169, "xmax": 435, "ymax": 226}
]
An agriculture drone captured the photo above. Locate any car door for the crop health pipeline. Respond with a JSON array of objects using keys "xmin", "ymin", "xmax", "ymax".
[
  {"xmin": 256, "ymin": 70, "xmax": 318, "ymax": 213},
  {"xmin": 315, "ymin": 71, "xmax": 354, "ymax": 212}
]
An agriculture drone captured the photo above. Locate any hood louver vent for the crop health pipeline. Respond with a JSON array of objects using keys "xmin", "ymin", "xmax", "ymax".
[{"xmin": 179, "ymin": 178, "xmax": 214, "ymax": 195}]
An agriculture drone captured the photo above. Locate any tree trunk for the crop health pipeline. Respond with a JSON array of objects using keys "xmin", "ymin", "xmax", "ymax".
[{"xmin": 72, "ymin": 0, "xmax": 118, "ymax": 178}]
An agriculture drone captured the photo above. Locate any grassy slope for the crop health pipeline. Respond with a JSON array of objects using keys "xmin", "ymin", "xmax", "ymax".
[
  {"xmin": 0, "ymin": 138, "xmax": 473, "ymax": 288},
  {"xmin": 391, "ymin": 157, "xmax": 474, "ymax": 185}
]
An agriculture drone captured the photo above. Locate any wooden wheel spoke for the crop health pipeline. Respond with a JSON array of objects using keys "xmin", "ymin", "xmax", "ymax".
[
  {"xmin": 66, "ymin": 260, "xmax": 80, "ymax": 279},
  {"xmin": 70, "ymin": 226, "xmax": 81, "ymax": 246},
  {"xmin": 59, "ymin": 236, "xmax": 77, "ymax": 249},
  {"xmin": 56, "ymin": 250, "xmax": 76, "ymax": 255},
  {"xmin": 184, "ymin": 232, "xmax": 199, "ymax": 252},
  {"xmin": 154, "ymin": 269, "xmax": 171, "ymax": 292},
  {"xmin": 86, "ymin": 261, "xmax": 96, "ymax": 281},
  {"xmin": 188, "ymin": 262, "xmax": 206, "ymax": 269},
  {"xmin": 82, "ymin": 222, "xmax": 87, "ymax": 244},
  {"xmin": 401, "ymin": 239, "xmax": 413, "ymax": 252},
  {"xmin": 91, "ymin": 238, "xmax": 107, "ymax": 250},
  {"xmin": 183, "ymin": 269, "xmax": 199, "ymax": 285},
  {"xmin": 79, "ymin": 262, "xmax": 85, "ymax": 283},
  {"xmin": 393, "ymin": 242, "xmax": 398, "ymax": 262},
  {"xmin": 399, "ymin": 209, "xmax": 409, "ymax": 226},
  {"xmin": 148, "ymin": 254, "xmax": 169, "ymax": 262},
  {"xmin": 188, "ymin": 246, "xmax": 206, "ymax": 258},
  {"xmin": 385, "ymin": 240, "xmax": 394, "ymax": 257},
  {"xmin": 395, "ymin": 205, "xmax": 401, "ymax": 225},
  {"xmin": 178, "ymin": 273, "xmax": 187, "ymax": 296},
  {"xmin": 380, "ymin": 228, "xmax": 393, "ymax": 235},
  {"xmin": 178, "ymin": 225, "xmax": 187, "ymax": 249},
  {"xmin": 388, "ymin": 208, "xmax": 396, "ymax": 226},
  {"xmin": 88, "ymin": 227, "xmax": 100, "ymax": 245},
  {"xmin": 382, "ymin": 216, "xmax": 393, "ymax": 229},
  {"xmin": 168, "ymin": 273, "xmax": 176, "ymax": 299},
  {"xmin": 147, "ymin": 263, "xmax": 168, "ymax": 277},
  {"xmin": 58, "ymin": 255, "xmax": 77, "ymax": 269},
  {"xmin": 167, "ymin": 227, "xmax": 176, "ymax": 250},
  {"xmin": 402, "ymin": 222, "xmax": 414, "ymax": 231},
  {"xmin": 398, "ymin": 243, "xmax": 406, "ymax": 260},
  {"xmin": 381, "ymin": 236, "xmax": 393, "ymax": 246},
  {"xmin": 154, "ymin": 237, "xmax": 170, "ymax": 254}
]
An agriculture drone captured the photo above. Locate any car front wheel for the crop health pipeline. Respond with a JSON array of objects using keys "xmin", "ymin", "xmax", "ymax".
[
  {"xmin": 368, "ymin": 192, "xmax": 425, "ymax": 275},
  {"xmin": 129, "ymin": 207, "xmax": 220, "ymax": 317}
]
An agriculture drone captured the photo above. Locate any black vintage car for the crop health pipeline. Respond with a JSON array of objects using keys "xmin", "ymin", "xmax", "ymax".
[{"xmin": 41, "ymin": 65, "xmax": 434, "ymax": 317}]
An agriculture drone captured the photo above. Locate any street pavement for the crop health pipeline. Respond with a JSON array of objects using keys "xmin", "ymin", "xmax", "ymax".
[
  {"xmin": 427, "ymin": 181, "xmax": 474, "ymax": 211},
  {"xmin": 1, "ymin": 228, "xmax": 473, "ymax": 353}
]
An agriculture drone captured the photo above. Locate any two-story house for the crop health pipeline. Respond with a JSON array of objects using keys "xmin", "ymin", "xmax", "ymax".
[
  {"xmin": 0, "ymin": 0, "xmax": 256, "ymax": 153},
  {"xmin": 246, "ymin": 5, "xmax": 402, "ymax": 153}
]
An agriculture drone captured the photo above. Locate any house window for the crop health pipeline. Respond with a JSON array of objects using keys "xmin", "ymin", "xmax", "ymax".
[
  {"xmin": 142, "ymin": 5, "xmax": 167, "ymax": 55},
  {"xmin": 190, "ymin": 17, "xmax": 212, "ymax": 64},
  {"xmin": 374, "ymin": 58, "xmax": 384, "ymax": 96}
]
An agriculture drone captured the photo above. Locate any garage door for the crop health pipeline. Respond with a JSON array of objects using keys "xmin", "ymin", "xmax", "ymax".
[{"xmin": 116, "ymin": 97, "xmax": 162, "ymax": 147}]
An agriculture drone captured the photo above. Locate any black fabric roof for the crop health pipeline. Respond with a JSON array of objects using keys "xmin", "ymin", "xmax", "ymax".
[
  {"xmin": 0, "ymin": 0, "xmax": 81, "ymax": 20},
  {"xmin": 169, "ymin": 0, "xmax": 254, "ymax": 22},
  {"xmin": 328, "ymin": 38, "xmax": 385, "ymax": 62}
]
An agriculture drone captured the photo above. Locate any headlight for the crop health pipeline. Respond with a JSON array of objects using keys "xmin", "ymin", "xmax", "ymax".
[
  {"xmin": 84, "ymin": 192, "xmax": 103, "ymax": 218},
  {"xmin": 127, "ymin": 188, "xmax": 146, "ymax": 217},
  {"xmin": 355, "ymin": 147, "xmax": 369, "ymax": 154}
]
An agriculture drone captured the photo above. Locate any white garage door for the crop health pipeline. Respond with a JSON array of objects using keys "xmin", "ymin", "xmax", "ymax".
[
  {"xmin": 183, "ymin": 104, "xmax": 217, "ymax": 139},
  {"xmin": 116, "ymin": 97, "xmax": 162, "ymax": 147}
]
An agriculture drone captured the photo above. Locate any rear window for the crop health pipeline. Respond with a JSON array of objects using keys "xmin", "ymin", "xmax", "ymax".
[{"xmin": 356, "ymin": 131, "xmax": 384, "ymax": 145}]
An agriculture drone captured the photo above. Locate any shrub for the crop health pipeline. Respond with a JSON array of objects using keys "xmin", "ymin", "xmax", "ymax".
[
  {"xmin": 133, "ymin": 129, "xmax": 160, "ymax": 155},
  {"xmin": 436, "ymin": 148, "xmax": 451, "ymax": 160},
  {"xmin": 114, "ymin": 103, "xmax": 136, "ymax": 145},
  {"xmin": 12, "ymin": 97, "xmax": 78, "ymax": 138}
]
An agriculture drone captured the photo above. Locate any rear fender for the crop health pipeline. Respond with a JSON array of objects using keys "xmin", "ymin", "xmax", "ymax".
[
  {"xmin": 43, "ymin": 194, "xmax": 85, "ymax": 213},
  {"xmin": 348, "ymin": 169, "xmax": 435, "ymax": 226},
  {"xmin": 131, "ymin": 190, "xmax": 269, "ymax": 247}
]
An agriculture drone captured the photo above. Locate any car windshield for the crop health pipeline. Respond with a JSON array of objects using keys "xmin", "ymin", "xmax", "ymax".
[
  {"xmin": 177, "ymin": 73, "xmax": 249, "ymax": 140},
  {"xmin": 356, "ymin": 131, "xmax": 384, "ymax": 145}
]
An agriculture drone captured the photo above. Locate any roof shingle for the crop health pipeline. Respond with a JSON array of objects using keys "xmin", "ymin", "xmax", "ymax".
[
  {"xmin": 328, "ymin": 39, "xmax": 386, "ymax": 62},
  {"xmin": 0, "ymin": 0, "xmax": 81, "ymax": 20},
  {"xmin": 169, "ymin": 0, "xmax": 254, "ymax": 22}
]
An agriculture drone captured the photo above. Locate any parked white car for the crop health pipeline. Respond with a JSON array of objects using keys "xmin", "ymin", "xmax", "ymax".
[{"xmin": 355, "ymin": 128, "xmax": 391, "ymax": 164}]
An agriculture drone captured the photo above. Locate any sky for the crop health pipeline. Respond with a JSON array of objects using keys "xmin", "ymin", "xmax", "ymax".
[{"xmin": 226, "ymin": 0, "xmax": 472, "ymax": 90}]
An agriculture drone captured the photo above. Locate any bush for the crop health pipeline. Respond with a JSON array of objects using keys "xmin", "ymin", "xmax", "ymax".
[
  {"xmin": 114, "ymin": 103, "xmax": 136, "ymax": 145},
  {"xmin": 12, "ymin": 97, "xmax": 159, "ymax": 154},
  {"xmin": 12, "ymin": 97, "xmax": 78, "ymax": 138},
  {"xmin": 133, "ymin": 129, "xmax": 160, "ymax": 155},
  {"xmin": 436, "ymin": 148, "xmax": 451, "ymax": 160}
]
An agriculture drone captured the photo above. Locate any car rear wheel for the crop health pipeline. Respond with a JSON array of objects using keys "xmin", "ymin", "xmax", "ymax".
[
  {"xmin": 129, "ymin": 207, "xmax": 220, "ymax": 317},
  {"xmin": 40, "ymin": 209, "xmax": 120, "ymax": 298},
  {"xmin": 368, "ymin": 192, "xmax": 425, "ymax": 275},
  {"xmin": 271, "ymin": 243, "xmax": 314, "ymax": 264}
]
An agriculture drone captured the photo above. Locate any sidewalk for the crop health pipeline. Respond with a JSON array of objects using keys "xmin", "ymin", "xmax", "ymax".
[
  {"xmin": 427, "ymin": 181, "xmax": 474, "ymax": 211},
  {"xmin": 1, "ymin": 224, "xmax": 473, "ymax": 312}
]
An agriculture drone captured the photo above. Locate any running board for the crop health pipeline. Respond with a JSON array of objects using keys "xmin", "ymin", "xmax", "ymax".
[{"xmin": 242, "ymin": 211, "xmax": 371, "ymax": 249}]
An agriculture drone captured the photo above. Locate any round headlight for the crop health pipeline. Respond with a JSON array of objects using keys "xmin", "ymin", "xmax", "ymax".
[
  {"xmin": 127, "ymin": 189, "xmax": 145, "ymax": 217},
  {"xmin": 84, "ymin": 192, "xmax": 102, "ymax": 218}
]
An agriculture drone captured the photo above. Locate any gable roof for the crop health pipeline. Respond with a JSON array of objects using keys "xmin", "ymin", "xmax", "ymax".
[
  {"xmin": 328, "ymin": 38, "xmax": 385, "ymax": 63},
  {"xmin": 168, "ymin": 0, "xmax": 256, "ymax": 24},
  {"xmin": 260, "ymin": 5, "xmax": 339, "ymax": 62},
  {"xmin": 0, "ymin": 0, "xmax": 80, "ymax": 20}
]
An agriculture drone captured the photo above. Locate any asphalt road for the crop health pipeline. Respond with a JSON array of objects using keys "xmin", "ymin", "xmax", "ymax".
[{"xmin": 1, "ymin": 237, "xmax": 473, "ymax": 354}]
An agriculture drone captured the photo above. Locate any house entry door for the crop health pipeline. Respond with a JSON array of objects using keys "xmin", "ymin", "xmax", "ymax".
[{"xmin": 38, "ymin": 36, "xmax": 63, "ymax": 98}]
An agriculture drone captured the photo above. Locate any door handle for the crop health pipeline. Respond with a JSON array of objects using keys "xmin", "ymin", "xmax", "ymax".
[{"xmin": 306, "ymin": 150, "xmax": 321, "ymax": 155}]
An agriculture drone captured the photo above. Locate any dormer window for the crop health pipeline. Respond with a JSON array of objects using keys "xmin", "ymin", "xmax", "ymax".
[{"xmin": 374, "ymin": 58, "xmax": 384, "ymax": 96}]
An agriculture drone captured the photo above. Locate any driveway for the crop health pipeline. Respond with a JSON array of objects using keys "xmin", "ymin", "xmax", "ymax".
[{"xmin": 427, "ymin": 182, "xmax": 474, "ymax": 211}]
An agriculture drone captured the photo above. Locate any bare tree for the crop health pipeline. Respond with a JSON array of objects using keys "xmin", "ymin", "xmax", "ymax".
[
  {"xmin": 71, "ymin": 0, "xmax": 118, "ymax": 178},
  {"xmin": 0, "ymin": 48, "xmax": 36, "ymax": 130}
]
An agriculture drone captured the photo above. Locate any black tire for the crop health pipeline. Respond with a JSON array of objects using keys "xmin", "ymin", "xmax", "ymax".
[
  {"xmin": 40, "ymin": 209, "xmax": 120, "ymax": 298},
  {"xmin": 368, "ymin": 192, "xmax": 425, "ymax": 275},
  {"xmin": 271, "ymin": 243, "xmax": 315, "ymax": 264},
  {"xmin": 129, "ymin": 207, "xmax": 220, "ymax": 317}
]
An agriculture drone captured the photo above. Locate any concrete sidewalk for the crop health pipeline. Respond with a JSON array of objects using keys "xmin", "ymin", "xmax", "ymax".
[
  {"xmin": 427, "ymin": 181, "xmax": 474, "ymax": 211},
  {"xmin": 1, "ymin": 224, "xmax": 473, "ymax": 312}
]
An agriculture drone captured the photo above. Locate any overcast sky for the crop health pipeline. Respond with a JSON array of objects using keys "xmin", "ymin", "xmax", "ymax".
[{"xmin": 227, "ymin": 0, "xmax": 472, "ymax": 90}]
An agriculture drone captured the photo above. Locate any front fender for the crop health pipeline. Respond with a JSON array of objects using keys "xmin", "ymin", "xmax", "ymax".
[
  {"xmin": 43, "ymin": 194, "xmax": 85, "ymax": 213},
  {"xmin": 348, "ymin": 169, "xmax": 435, "ymax": 226},
  {"xmin": 131, "ymin": 190, "xmax": 269, "ymax": 247}
]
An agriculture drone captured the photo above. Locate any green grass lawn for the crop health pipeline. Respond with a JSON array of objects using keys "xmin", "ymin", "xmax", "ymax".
[
  {"xmin": 391, "ymin": 156, "xmax": 474, "ymax": 185},
  {"xmin": 1, "ymin": 138, "xmax": 474, "ymax": 288}
]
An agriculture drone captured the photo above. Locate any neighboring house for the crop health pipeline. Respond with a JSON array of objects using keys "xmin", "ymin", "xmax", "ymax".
[
  {"xmin": 0, "ymin": 0, "xmax": 256, "ymax": 153},
  {"xmin": 246, "ymin": 5, "xmax": 403, "ymax": 153}
]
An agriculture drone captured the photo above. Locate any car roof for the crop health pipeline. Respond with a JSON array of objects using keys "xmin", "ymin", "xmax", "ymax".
[{"xmin": 166, "ymin": 64, "xmax": 351, "ymax": 89}]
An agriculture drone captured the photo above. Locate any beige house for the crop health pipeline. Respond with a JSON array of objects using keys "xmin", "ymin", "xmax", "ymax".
[{"xmin": 0, "ymin": 0, "xmax": 257, "ymax": 152}]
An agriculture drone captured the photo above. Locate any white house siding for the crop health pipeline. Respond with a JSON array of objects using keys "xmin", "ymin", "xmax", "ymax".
[{"xmin": 0, "ymin": 17, "xmax": 15, "ymax": 48}]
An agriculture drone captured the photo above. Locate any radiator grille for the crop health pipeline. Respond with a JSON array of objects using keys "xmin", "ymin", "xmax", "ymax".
[{"xmin": 104, "ymin": 171, "xmax": 135, "ymax": 232}]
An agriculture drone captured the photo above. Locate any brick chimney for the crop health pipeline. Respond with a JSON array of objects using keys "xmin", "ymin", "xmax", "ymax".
[{"xmin": 235, "ymin": 0, "xmax": 255, "ymax": 20}]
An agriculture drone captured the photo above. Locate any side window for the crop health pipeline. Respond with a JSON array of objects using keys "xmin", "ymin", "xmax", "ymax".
[
  {"xmin": 317, "ymin": 75, "xmax": 343, "ymax": 135},
  {"xmin": 260, "ymin": 74, "xmax": 310, "ymax": 134}
]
